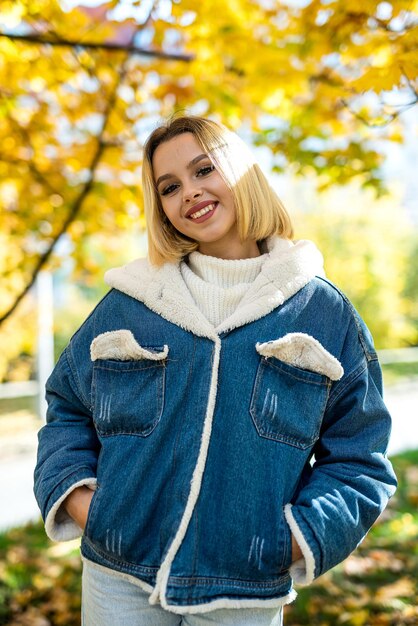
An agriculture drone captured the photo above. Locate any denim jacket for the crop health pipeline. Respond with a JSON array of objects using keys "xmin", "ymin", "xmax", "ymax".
[{"xmin": 34, "ymin": 238, "xmax": 397, "ymax": 614}]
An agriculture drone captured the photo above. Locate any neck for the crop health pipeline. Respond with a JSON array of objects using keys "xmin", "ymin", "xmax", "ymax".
[{"xmin": 197, "ymin": 238, "xmax": 260, "ymax": 260}]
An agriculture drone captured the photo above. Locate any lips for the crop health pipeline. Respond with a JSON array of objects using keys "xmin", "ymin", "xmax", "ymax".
[{"xmin": 185, "ymin": 201, "xmax": 218, "ymax": 219}]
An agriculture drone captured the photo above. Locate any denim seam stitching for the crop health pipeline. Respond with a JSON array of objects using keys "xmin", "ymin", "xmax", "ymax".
[
  {"xmin": 317, "ymin": 277, "xmax": 377, "ymax": 362},
  {"xmin": 167, "ymin": 574, "xmax": 289, "ymax": 587},
  {"xmin": 264, "ymin": 358, "xmax": 329, "ymax": 386},
  {"xmin": 92, "ymin": 363, "xmax": 165, "ymax": 437},
  {"xmin": 64, "ymin": 347, "xmax": 91, "ymax": 412},
  {"xmin": 94, "ymin": 363, "xmax": 165, "ymax": 372},
  {"xmin": 326, "ymin": 360, "xmax": 368, "ymax": 412}
]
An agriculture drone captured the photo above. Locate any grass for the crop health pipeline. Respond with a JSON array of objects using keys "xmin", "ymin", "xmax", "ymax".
[
  {"xmin": 0, "ymin": 525, "xmax": 82, "ymax": 626},
  {"xmin": 0, "ymin": 451, "xmax": 417, "ymax": 625}
]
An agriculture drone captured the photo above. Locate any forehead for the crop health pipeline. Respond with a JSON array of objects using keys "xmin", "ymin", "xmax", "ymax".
[{"xmin": 152, "ymin": 133, "xmax": 205, "ymax": 176}]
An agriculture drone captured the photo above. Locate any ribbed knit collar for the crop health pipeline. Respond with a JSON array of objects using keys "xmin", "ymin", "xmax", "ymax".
[
  {"xmin": 180, "ymin": 250, "xmax": 269, "ymax": 327},
  {"xmin": 185, "ymin": 250, "xmax": 268, "ymax": 288}
]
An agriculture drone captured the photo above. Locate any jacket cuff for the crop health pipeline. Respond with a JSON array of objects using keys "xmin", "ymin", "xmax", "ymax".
[
  {"xmin": 284, "ymin": 503, "xmax": 316, "ymax": 585},
  {"xmin": 45, "ymin": 477, "xmax": 97, "ymax": 542}
]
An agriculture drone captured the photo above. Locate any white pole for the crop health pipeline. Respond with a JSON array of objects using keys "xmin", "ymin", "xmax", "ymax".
[{"xmin": 36, "ymin": 271, "xmax": 54, "ymax": 420}]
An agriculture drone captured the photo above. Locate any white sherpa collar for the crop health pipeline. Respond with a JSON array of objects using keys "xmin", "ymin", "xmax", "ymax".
[{"xmin": 104, "ymin": 237, "xmax": 324, "ymax": 340}]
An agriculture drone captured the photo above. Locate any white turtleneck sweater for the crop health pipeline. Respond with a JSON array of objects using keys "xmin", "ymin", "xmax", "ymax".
[{"xmin": 180, "ymin": 249, "xmax": 269, "ymax": 327}]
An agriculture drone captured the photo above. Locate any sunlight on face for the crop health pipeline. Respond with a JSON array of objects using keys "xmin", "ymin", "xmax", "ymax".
[{"xmin": 207, "ymin": 128, "xmax": 257, "ymax": 188}]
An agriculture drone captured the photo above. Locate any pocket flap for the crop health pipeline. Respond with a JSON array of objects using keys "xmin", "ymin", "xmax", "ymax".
[
  {"xmin": 256, "ymin": 333, "xmax": 343, "ymax": 381},
  {"xmin": 91, "ymin": 330, "xmax": 168, "ymax": 362}
]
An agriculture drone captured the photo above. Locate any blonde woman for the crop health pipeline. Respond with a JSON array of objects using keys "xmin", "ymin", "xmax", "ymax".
[{"xmin": 34, "ymin": 115, "xmax": 396, "ymax": 625}]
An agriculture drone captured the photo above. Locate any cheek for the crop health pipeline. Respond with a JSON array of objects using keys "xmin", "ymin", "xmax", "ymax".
[
  {"xmin": 221, "ymin": 188, "xmax": 235, "ymax": 210},
  {"xmin": 160, "ymin": 198, "xmax": 175, "ymax": 218},
  {"xmin": 216, "ymin": 179, "xmax": 234, "ymax": 205},
  {"xmin": 162, "ymin": 203, "xmax": 182, "ymax": 229}
]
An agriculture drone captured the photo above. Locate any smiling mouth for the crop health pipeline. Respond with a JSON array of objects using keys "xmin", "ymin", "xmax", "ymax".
[{"xmin": 189, "ymin": 203, "xmax": 217, "ymax": 220}]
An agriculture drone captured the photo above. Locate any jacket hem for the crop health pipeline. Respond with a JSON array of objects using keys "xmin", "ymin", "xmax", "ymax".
[
  {"xmin": 81, "ymin": 543, "xmax": 296, "ymax": 614},
  {"xmin": 160, "ymin": 590, "xmax": 297, "ymax": 614},
  {"xmin": 81, "ymin": 535, "xmax": 159, "ymax": 579},
  {"xmin": 81, "ymin": 555, "xmax": 154, "ymax": 593},
  {"xmin": 81, "ymin": 555, "xmax": 295, "ymax": 614}
]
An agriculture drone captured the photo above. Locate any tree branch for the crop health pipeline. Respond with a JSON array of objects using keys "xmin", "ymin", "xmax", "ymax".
[
  {"xmin": 2, "ymin": 113, "xmax": 62, "ymax": 196},
  {"xmin": 341, "ymin": 62, "xmax": 418, "ymax": 128},
  {"xmin": 0, "ymin": 31, "xmax": 194, "ymax": 61},
  {"xmin": 345, "ymin": 11, "xmax": 418, "ymax": 33},
  {"xmin": 400, "ymin": 65, "xmax": 418, "ymax": 100},
  {"xmin": 341, "ymin": 97, "xmax": 417, "ymax": 128},
  {"xmin": 0, "ymin": 26, "xmax": 147, "ymax": 325}
]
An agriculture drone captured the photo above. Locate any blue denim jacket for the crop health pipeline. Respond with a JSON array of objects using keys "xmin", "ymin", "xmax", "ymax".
[{"xmin": 34, "ymin": 239, "xmax": 397, "ymax": 614}]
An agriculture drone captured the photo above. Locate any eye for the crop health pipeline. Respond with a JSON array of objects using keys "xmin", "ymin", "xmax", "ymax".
[
  {"xmin": 160, "ymin": 183, "xmax": 179, "ymax": 196},
  {"xmin": 196, "ymin": 164, "xmax": 215, "ymax": 177}
]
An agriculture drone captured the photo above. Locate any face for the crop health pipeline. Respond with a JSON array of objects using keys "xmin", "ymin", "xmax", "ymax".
[{"xmin": 152, "ymin": 132, "xmax": 239, "ymax": 258}]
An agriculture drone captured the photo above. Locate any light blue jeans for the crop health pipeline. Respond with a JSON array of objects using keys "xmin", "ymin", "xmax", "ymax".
[{"xmin": 82, "ymin": 560, "xmax": 283, "ymax": 626}]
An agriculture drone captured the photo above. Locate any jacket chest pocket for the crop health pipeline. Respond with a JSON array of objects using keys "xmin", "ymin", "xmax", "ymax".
[
  {"xmin": 249, "ymin": 357, "xmax": 330, "ymax": 450},
  {"xmin": 92, "ymin": 351, "xmax": 166, "ymax": 437}
]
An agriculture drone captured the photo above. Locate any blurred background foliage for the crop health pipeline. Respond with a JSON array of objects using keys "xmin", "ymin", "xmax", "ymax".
[{"xmin": 0, "ymin": 0, "xmax": 417, "ymax": 382}]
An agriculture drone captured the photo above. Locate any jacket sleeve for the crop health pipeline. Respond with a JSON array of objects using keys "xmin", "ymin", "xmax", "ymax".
[
  {"xmin": 33, "ymin": 325, "xmax": 100, "ymax": 542},
  {"xmin": 284, "ymin": 308, "xmax": 397, "ymax": 585}
]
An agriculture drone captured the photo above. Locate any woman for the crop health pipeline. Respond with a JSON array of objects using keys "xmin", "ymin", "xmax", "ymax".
[{"xmin": 34, "ymin": 115, "xmax": 397, "ymax": 625}]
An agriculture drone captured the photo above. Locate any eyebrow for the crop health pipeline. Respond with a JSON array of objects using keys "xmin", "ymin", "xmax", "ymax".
[{"xmin": 155, "ymin": 153, "xmax": 209, "ymax": 188}]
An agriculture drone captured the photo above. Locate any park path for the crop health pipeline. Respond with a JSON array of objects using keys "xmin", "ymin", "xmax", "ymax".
[{"xmin": 1, "ymin": 380, "xmax": 418, "ymax": 532}]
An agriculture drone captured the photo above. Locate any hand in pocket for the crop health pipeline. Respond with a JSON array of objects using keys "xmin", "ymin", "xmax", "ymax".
[{"xmin": 63, "ymin": 486, "xmax": 95, "ymax": 530}]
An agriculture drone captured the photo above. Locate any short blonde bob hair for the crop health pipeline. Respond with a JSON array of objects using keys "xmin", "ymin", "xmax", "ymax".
[{"xmin": 142, "ymin": 115, "xmax": 293, "ymax": 266}]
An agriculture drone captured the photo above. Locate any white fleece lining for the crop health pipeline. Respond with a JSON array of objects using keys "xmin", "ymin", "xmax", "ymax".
[
  {"xmin": 148, "ymin": 338, "xmax": 222, "ymax": 608},
  {"xmin": 45, "ymin": 477, "xmax": 97, "ymax": 542},
  {"xmin": 105, "ymin": 239, "xmax": 325, "ymax": 340},
  {"xmin": 91, "ymin": 330, "xmax": 168, "ymax": 362},
  {"xmin": 215, "ymin": 240, "xmax": 324, "ymax": 336},
  {"xmin": 284, "ymin": 504, "xmax": 316, "ymax": 585},
  {"xmin": 256, "ymin": 333, "xmax": 344, "ymax": 381}
]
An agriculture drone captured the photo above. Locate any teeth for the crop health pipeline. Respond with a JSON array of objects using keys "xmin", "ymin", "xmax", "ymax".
[{"xmin": 190, "ymin": 203, "xmax": 215, "ymax": 219}]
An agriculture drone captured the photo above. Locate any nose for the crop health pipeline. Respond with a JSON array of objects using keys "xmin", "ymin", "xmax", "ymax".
[{"xmin": 183, "ymin": 186, "xmax": 203, "ymax": 203}]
